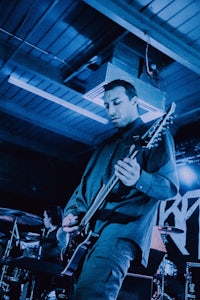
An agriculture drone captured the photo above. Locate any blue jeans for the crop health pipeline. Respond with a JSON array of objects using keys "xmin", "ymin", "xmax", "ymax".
[{"xmin": 72, "ymin": 238, "xmax": 138, "ymax": 300}]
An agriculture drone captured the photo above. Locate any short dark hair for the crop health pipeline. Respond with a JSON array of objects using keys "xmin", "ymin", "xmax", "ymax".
[
  {"xmin": 103, "ymin": 79, "xmax": 138, "ymax": 99},
  {"xmin": 45, "ymin": 205, "xmax": 63, "ymax": 226}
]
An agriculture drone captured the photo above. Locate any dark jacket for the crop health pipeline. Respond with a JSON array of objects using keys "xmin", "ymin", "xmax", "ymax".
[{"xmin": 64, "ymin": 118, "xmax": 179, "ymax": 266}]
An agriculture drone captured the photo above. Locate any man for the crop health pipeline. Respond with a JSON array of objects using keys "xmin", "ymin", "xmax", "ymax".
[
  {"xmin": 33, "ymin": 205, "xmax": 64, "ymax": 299},
  {"xmin": 62, "ymin": 79, "xmax": 179, "ymax": 299},
  {"xmin": 41, "ymin": 204, "xmax": 64, "ymax": 263}
]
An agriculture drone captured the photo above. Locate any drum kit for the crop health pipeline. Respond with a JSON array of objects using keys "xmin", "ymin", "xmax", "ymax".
[
  {"xmin": 0, "ymin": 207, "xmax": 184, "ymax": 300},
  {"xmin": 151, "ymin": 225, "xmax": 184, "ymax": 300},
  {"xmin": 0, "ymin": 207, "xmax": 68, "ymax": 300}
]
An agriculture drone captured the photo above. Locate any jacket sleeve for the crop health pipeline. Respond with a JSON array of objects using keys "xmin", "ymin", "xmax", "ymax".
[
  {"xmin": 132, "ymin": 130, "xmax": 179, "ymax": 200},
  {"xmin": 136, "ymin": 130, "xmax": 179, "ymax": 200}
]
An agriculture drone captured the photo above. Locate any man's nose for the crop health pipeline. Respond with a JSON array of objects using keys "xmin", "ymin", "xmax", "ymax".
[{"xmin": 108, "ymin": 104, "xmax": 115, "ymax": 116}]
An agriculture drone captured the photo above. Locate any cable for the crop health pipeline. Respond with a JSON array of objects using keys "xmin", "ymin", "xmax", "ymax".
[{"xmin": 145, "ymin": 34, "xmax": 153, "ymax": 77}]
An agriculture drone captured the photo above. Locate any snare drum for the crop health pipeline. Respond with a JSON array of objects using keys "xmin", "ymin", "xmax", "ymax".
[{"xmin": 21, "ymin": 240, "xmax": 40, "ymax": 258}]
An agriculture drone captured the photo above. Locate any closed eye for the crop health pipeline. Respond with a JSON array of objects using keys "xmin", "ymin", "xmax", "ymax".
[{"xmin": 113, "ymin": 100, "xmax": 121, "ymax": 105}]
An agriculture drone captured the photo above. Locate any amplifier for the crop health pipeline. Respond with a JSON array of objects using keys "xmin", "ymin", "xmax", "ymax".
[
  {"xmin": 117, "ymin": 273, "xmax": 153, "ymax": 300},
  {"xmin": 185, "ymin": 262, "xmax": 200, "ymax": 300}
]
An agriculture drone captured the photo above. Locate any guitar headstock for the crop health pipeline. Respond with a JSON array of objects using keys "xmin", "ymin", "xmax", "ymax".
[{"xmin": 142, "ymin": 102, "xmax": 176, "ymax": 149}]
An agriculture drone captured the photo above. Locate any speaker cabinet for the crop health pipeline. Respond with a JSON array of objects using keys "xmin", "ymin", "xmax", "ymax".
[{"xmin": 117, "ymin": 273, "xmax": 153, "ymax": 300}]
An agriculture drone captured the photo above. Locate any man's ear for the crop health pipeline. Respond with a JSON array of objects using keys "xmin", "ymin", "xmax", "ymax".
[{"xmin": 131, "ymin": 96, "xmax": 138, "ymax": 105}]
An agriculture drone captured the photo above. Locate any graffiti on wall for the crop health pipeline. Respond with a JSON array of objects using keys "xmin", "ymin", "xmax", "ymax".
[{"xmin": 158, "ymin": 189, "xmax": 200, "ymax": 260}]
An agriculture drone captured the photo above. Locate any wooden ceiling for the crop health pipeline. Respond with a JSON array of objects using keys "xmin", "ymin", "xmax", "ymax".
[{"xmin": 0, "ymin": 0, "xmax": 200, "ymax": 210}]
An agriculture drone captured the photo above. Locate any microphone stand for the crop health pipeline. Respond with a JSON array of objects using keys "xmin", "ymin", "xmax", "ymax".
[{"xmin": 0, "ymin": 217, "xmax": 20, "ymax": 289}]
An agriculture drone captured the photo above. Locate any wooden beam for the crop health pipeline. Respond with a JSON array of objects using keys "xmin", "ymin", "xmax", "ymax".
[{"xmin": 83, "ymin": 0, "xmax": 200, "ymax": 75}]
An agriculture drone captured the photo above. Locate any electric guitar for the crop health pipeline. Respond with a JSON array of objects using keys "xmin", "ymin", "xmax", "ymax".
[{"xmin": 61, "ymin": 102, "xmax": 176, "ymax": 277}]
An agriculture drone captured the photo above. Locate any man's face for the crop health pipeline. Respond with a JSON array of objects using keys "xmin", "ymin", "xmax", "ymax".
[
  {"xmin": 103, "ymin": 86, "xmax": 137, "ymax": 128},
  {"xmin": 43, "ymin": 210, "xmax": 51, "ymax": 229}
]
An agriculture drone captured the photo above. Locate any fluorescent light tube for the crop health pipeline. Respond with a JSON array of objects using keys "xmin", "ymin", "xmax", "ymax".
[{"xmin": 8, "ymin": 76, "xmax": 109, "ymax": 125}]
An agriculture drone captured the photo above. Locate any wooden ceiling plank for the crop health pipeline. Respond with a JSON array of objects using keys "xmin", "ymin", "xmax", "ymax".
[
  {"xmin": 0, "ymin": 99, "xmax": 94, "ymax": 145},
  {"xmin": 83, "ymin": 0, "xmax": 200, "ymax": 75}
]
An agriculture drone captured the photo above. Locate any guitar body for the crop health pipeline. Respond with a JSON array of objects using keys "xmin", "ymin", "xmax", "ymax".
[{"xmin": 61, "ymin": 230, "xmax": 98, "ymax": 276}]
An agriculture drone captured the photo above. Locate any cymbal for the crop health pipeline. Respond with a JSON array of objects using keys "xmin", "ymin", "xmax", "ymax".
[
  {"xmin": 156, "ymin": 226, "xmax": 184, "ymax": 234},
  {"xmin": 21, "ymin": 232, "xmax": 41, "ymax": 241},
  {"xmin": 0, "ymin": 208, "xmax": 43, "ymax": 227}
]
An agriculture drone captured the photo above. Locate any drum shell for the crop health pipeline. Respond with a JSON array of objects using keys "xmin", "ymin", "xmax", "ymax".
[{"xmin": 22, "ymin": 240, "xmax": 40, "ymax": 258}]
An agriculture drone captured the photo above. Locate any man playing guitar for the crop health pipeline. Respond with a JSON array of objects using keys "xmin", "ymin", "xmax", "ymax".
[{"xmin": 62, "ymin": 79, "xmax": 179, "ymax": 300}]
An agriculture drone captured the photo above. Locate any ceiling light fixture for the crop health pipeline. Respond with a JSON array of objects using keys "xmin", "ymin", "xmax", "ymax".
[{"xmin": 8, "ymin": 76, "xmax": 109, "ymax": 125}]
